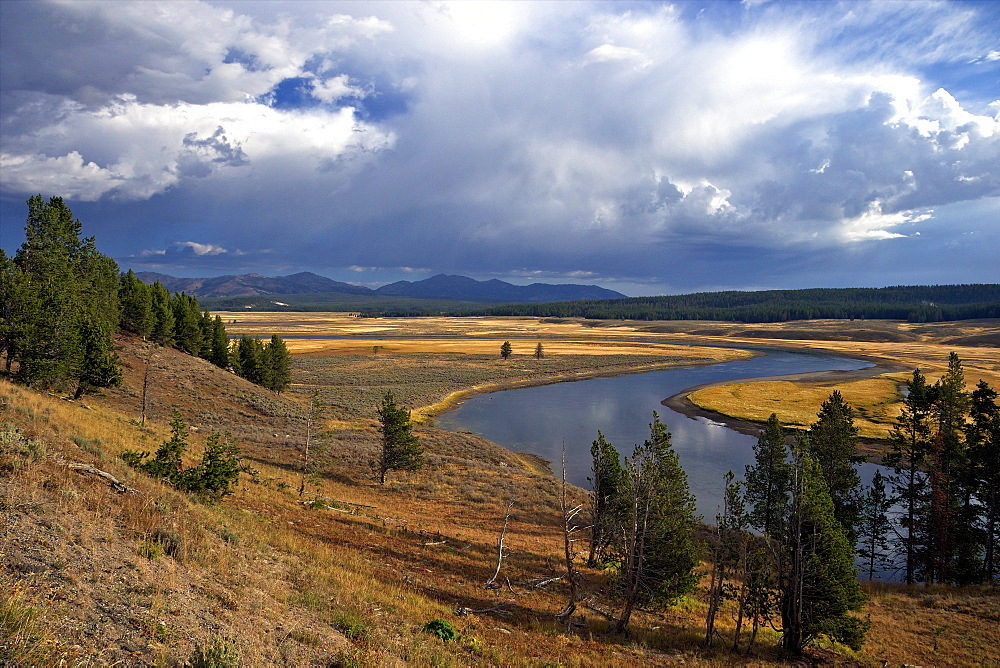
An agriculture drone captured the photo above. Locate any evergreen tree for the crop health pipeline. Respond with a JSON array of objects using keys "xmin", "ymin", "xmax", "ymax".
[
  {"xmin": 74, "ymin": 317, "xmax": 123, "ymax": 399},
  {"xmin": 6, "ymin": 195, "xmax": 120, "ymax": 394},
  {"xmin": 705, "ymin": 470, "xmax": 748, "ymax": 648},
  {"xmin": 745, "ymin": 413, "xmax": 792, "ymax": 538},
  {"xmin": 614, "ymin": 413, "xmax": 699, "ymax": 633},
  {"xmin": 807, "ymin": 390, "xmax": 862, "ymax": 544},
  {"xmin": 933, "ymin": 352, "xmax": 974, "ymax": 583},
  {"xmin": 119, "ymin": 269, "xmax": 153, "ymax": 337},
  {"xmin": 534, "ymin": 342, "xmax": 544, "ymax": 359},
  {"xmin": 198, "ymin": 310, "xmax": 215, "ymax": 359},
  {"xmin": 500, "ymin": 340, "xmax": 512, "ymax": 360},
  {"xmin": 857, "ymin": 470, "xmax": 894, "ymax": 581},
  {"xmin": 920, "ymin": 431, "xmax": 956, "ymax": 584},
  {"xmin": 207, "ymin": 315, "xmax": 230, "ymax": 369},
  {"xmin": 0, "ymin": 251, "xmax": 27, "ymax": 372},
  {"xmin": 121, "ymin": 410, "xmax": 242, "ymax": 499},
  {"xmin": 966, "ymin": 381, "xmax": 1000, "ymax": 584},
  {"xmin": 264, "ymin": 334, "xmax": 291, "ymax": 393},
  {"xmin": 149, "ymin": 281, "xmax": 175, "ymax": 346},
  {"xmin": 587, "ymin": 431, "xmax": 625, "ymax": 566},
  {"xmin": 129, "ymin": 409, "xmax": 189, "ymax": 484},
  {"xmin": 781, "ymin": 449, "xmax": 867, "ymax": 654},
  {"xmin": 235, "ymin": 336, "xmax": 264, "ymax": 385},
  {"xmin": 171, "ymin": 293, "xmax": 203, "ymax": 355},
  {"xmin": 182, "ymin": 431, "xmax": 243, "ymax": 499},
  {"xmin": 885, "ymin": 369, "xmax": 934, "ymax": 584},
  {"xmin": 376, "ymin": 390, "xmax": 424, "ymax": 484}
]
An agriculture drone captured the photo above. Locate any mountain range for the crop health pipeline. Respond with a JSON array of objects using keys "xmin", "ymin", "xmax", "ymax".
[{"xmin": 135, "ymin": 271, "xmax": 626, "ymax": 303}]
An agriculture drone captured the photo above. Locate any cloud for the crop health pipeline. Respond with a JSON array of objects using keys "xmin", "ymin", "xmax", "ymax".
[
  {"xmin": 1, "ymin": 95, "xmax": 393, "ymax": 201},
  {"xmin": 140, "ymin": 242, "xmax": 229, "ymax": 257},
  {"xmin": 2, "ymin": 0, "xmax": 998, "ymax": 292}
]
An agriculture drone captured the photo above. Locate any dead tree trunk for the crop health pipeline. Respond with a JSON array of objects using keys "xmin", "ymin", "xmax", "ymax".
[{"xmin": 485, "ymin": 500, "xmax": 514, "ymax": 589}]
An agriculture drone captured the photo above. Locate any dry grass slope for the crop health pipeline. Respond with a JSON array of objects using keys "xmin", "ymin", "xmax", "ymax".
[{"xmin": 3, "ymin": 317, "xmax": 999, "ymax": 666}]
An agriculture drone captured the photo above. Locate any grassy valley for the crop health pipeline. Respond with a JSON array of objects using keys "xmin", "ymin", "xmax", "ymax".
[{"xmin": 3, "ymin": 316, "xmax": 1000, "ymax": 666}]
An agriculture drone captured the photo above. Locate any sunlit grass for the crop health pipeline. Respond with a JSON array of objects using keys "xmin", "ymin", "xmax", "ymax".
[{"xmin": 689, "ymin": 377, "xmax": 902, "ymax": 439}]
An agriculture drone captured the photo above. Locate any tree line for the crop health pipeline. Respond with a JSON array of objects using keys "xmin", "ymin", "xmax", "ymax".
[
  {"xmin": 587, "ymin": 352, "xmax": 999, "ymax": 656},
  {"xmin": 445, "ymin": 285, "xmax": 1000, "ymax": 323},
  {"xmin": 2, "ymin": 196, "xmax": 291, "ymax": 396}
]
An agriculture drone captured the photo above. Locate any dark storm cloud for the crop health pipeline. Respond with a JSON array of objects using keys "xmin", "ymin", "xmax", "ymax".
[{"xmin": 1, "ymin": 0, "xmax": 998, "ymax": 294}]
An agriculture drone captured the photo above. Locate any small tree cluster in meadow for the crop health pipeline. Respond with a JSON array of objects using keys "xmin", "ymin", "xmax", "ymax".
[
  {"xmin": 121, "ymin": 410, "xmax": 243, "ymax": 499},
  {"xmin": 587, "ymin": 414, "xmax": 700, "ymax": 634},
  {"xmin": 231, "ymin": 334, "xmax": 292, "ymax": 393},
  {"xmin": 700, "ymin": 406, "xmax": 868, "ymax": 656}
]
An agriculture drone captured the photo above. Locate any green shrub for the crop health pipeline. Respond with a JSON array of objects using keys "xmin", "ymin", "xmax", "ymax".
[
  {"xmin": 422, "ymin": 618, "xmax": 458, "ymax": 642},
  {"xmin": 120, "ymin": 410, "xmax": 243, "ymax": 499},
  {"xmin": 187, "ymin": 635, "xmax": 240, "ymax": 668}
]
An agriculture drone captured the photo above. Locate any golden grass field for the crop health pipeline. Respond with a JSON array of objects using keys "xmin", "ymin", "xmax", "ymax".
[
  {"xmin": 3, "ymin": 315, "xmax": 999, "ymax": 666},
  {"xmin": 223, "ymin": 313, "xmax": 1000, "ymax": 444}
]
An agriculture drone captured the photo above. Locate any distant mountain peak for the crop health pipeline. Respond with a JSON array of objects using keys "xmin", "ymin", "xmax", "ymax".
[{"xmin": 135, "ymin": 271, "xmax": 625, "ymax": 304}]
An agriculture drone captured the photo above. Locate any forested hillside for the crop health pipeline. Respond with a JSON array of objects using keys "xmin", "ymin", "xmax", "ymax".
[{"xmin": 445, "ymin": 285, "xmax": 1000, "ymax": 323}]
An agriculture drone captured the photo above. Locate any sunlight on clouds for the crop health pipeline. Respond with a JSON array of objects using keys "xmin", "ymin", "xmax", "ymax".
[
  {"xmin": 2, "ymin": 97, "xmax": 394, "ymax": 201},
  {"xmin": 0, "ymin": 151, "xmax": 122, "ymax": 201},
  {"xmin": 433, "ymin": 1, "xmax": 519, "ymax": 47},
  {"xmin": 841, "ymin": 204, "xmax": 932, "ymax": 242},
  {"xmin": 582, "ymin": 44, "xmax": 652, "ymax": 69}
]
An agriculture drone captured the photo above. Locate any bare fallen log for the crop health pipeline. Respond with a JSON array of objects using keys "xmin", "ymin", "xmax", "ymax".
[
  {"xmin": 60, "ymin": 459, "xmax": 139, "ymax": 494},
  {"xmin": 455, "ymin": 605, "xmax": 512, "ymax": 617},
  {"xmin": 304, "ymin": 491, "xmax": 378, "ymax": 509}
]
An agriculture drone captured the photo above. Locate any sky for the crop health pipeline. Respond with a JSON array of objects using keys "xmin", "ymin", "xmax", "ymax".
[{"xmin": 1, "ymin": 0, "xmax": 998, "ymax": 296}]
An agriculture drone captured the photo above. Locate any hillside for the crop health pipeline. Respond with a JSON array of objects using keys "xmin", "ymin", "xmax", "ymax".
[
  {"xmin": 135, "ymin": 271, "xmax": 371, "ymax": 299},
  {"xmin": 135, "ymin": 271, "xmax": 626, "ymax": 306},
  {"xmin": 3, "ymin": 333, "xmax": 999, "ymax": 666}
]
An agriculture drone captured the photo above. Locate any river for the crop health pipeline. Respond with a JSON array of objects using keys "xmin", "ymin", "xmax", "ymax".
[{"xmin": 435, "ymin": 346, "xmax": 881, "ymax": 521}]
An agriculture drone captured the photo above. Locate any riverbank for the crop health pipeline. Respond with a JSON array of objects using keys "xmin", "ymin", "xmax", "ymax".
[{"xmin": 661, "ymin": 354, "xmax": 910, "ymax": 460}]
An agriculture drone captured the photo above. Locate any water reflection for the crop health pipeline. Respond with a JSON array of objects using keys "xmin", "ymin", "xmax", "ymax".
[{"xmin": 436, "ymin": 348, "xmax": 871, "ymax": 521}]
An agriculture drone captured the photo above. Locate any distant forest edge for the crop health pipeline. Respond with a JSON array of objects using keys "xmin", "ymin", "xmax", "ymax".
[
  {"xmin": 197, "ymin": 284, "xmax": 1000, "ymax": 323},
  {"xmin": 385, "ymin": 284, "xmax": 1000, "ymax": 323}
]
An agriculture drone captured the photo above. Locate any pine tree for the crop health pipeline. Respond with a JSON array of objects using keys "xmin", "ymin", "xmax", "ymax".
[
  {"xmin": 7, "ymin": 196, "xmax": 120, "ymax": 394},
  {"xmin": 198, "ymin": 310, "xmax": 214, "ymax": 360},
  {"xmin": 966, "ymin": 381, "xmax": 1000, "ymax": 584},
  {"xmin": 0, "ymin": 251, "xmax": 27, "ymax": 372},
  {"xmin": 376, "ymin": 390, "xmax": 423, "ymax": 484},
  {"xmin": 587, "ymin": 431, "xmax": 625, "ymax": 566},
  {"xmin": 235, "ymin": 336, "xmax": 264, "ymax": 385},
  {"xmin": 614, "ymin": 413, "xmax": 699, "ymax": 633},
  {"xmin": 208, "ymin": 315, "xmax": 230, "ymax": 369},
  {"xmin": 534, "ymin": 342, "xmax": 544, "ymax": 359},
  {"xmin": 500, "ymin": 340, "xmax": 512, "ymax": 359},
  {"xmin": 171, "ymin": 293, "xmax": 203, "ymax": 355},
  {"xmin": 705, "ymin": 471, "xmax": 747, "ymax": 647},
  {"xmin": 781, "ymin": 449, "xmax": 867, "ymax": 654},
  {"xmin": 807, "ymin": 390, "xmax": 862, "ymax": 544},
  {"xmin": 119, "ymin": 269, "xmax": 153, "ymax": 337},
  {"xmin": 149, "ymin": 281, "xmax": 175, "ymax": 346},
  {"xmin": 74, "ymin": 317, "xmax": 123, "ymax": 399},
  {"xmin": 264, "ymin": 334, "xmax": 291, "ymax": 393},
  {"xmin": 857, "ymin": 470, "xmax": 894, "ymax": 581},
  {"xmin": 745, "ymin": 413, "xmax": 792, "ymax": 538},
  {"xmin": 885, "ymin": 369, "xmax": 934, "ymax": 584},
  {"xmin": 933, "ymin": 352, "xmax": 974, "ymax": 583},
  {"xmin": 182, "ymin": 431, "xmax": 242, "ymax": 500}
]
